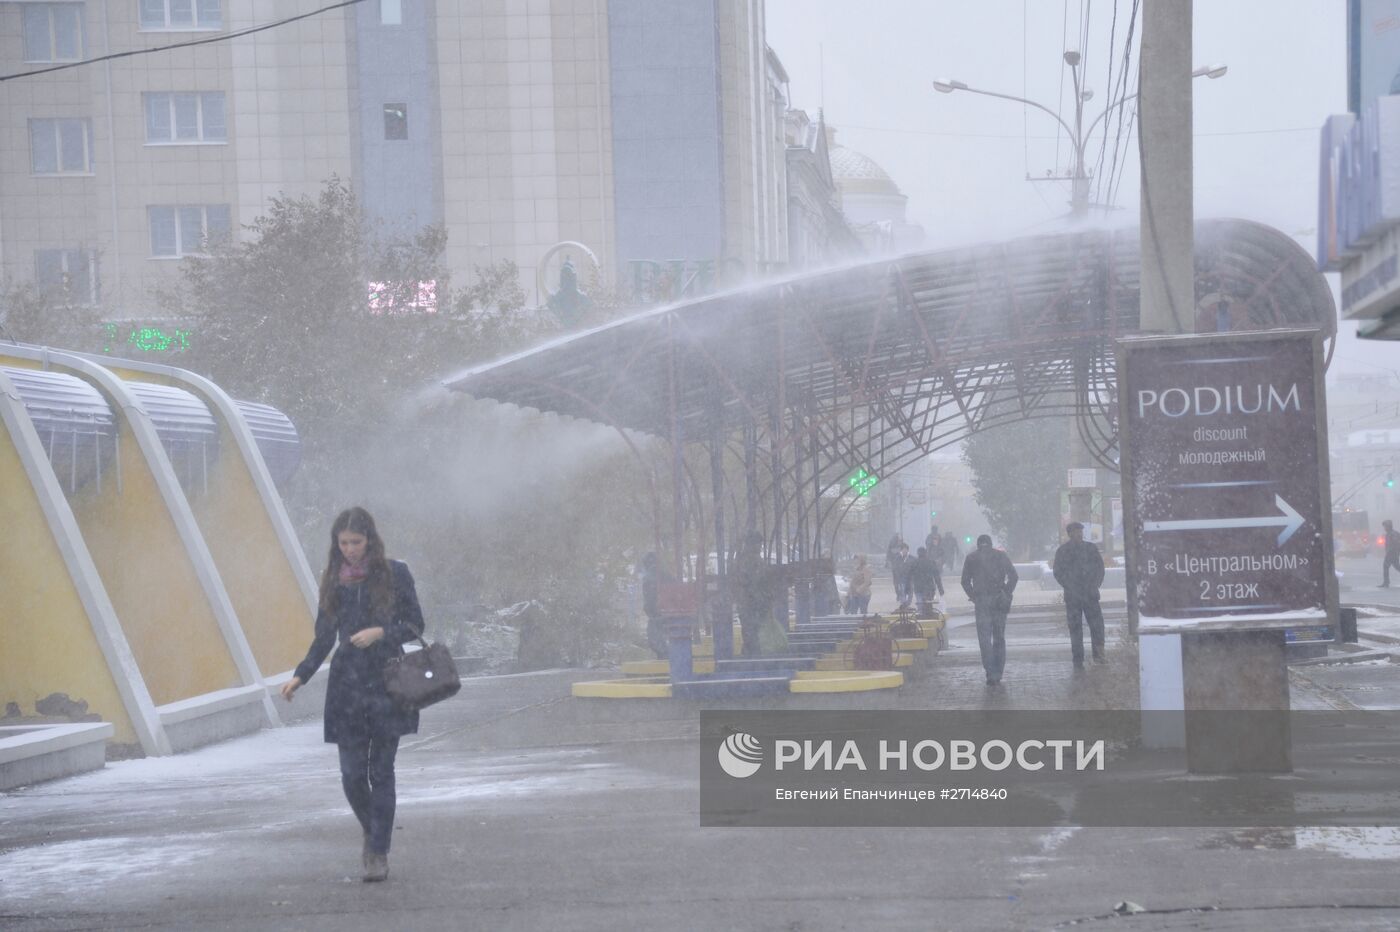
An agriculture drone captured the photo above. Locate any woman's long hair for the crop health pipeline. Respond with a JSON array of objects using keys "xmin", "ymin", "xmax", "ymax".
[{"xmin": 319, "ymin": 507, "xmax": 393, "ymax": 622}]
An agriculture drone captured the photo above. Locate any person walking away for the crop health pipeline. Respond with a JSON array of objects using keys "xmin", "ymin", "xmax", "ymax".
[
  {"xmin": 813, "ymin": 557, "xmax": 841, "ymax": 616},
  {"xmin": 734, "ymin": 533, "xmax": 772, "ymax": 657},
  {"xmin": 1052, "ymin": 522, "xmax": 1107, "ymax": 668},
  {"xmin": 960, "ymin": 535, "xmax": 1018, "ymax": 685},
  {"xmin": 910, "ymin": 546, "xmax": 944, "ymax": 617},
  {"xmin": 846, "ymin": 555, "xmax": 873, "ymax": 615},
  {"xmin": 1383, "ymin": 519, "xmax": 1400, "ymax": 588},
  {"xmin": 943, "ymin": 531, "xmax": 962, "ymax": 573},
  {"xmin": 639, "ymin": 552, "xmax": 673, "ymax": 659},
  {"xmin": 280, "ymin": 507, "xmax": 425, "ymax": 882}
]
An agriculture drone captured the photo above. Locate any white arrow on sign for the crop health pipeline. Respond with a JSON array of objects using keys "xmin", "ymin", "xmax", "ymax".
[{"xmin": 1143, "ymin": 494, "xmax": 1305, "ymax": 546}]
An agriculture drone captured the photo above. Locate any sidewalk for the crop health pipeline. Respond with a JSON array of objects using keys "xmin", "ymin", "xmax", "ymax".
[{"xmin": 4, "ymin": 605, "xmax": 1400, "ymax": 930}]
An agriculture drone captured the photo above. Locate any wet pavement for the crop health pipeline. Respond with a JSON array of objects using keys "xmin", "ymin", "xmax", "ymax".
[{"xmin": 3, "ymin": 600, "xmax": 1400, "ymax": 931}]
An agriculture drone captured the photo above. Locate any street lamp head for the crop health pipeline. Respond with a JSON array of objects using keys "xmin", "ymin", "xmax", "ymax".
[
  {"xmin": 932, "ymin": 78, "xmax": 966, "ymax": 94},
  {"xmin": 1192, "ymin": 63, "xmax": 1228, "ymax": 79},
  {"xmin": 1063, "ymin": 50, "xmax": 1082, "ymax": 67}
]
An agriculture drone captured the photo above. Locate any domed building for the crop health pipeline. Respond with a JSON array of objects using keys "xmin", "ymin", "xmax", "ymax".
[{"xmin": 827, "ymin": 130, "xmax": 926, "ymax": 255}]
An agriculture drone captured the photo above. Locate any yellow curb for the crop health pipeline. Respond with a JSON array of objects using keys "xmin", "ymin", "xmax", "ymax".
[
  {"xmin": 571, "ymin": 677, "xmax": 673, "ymax": 698},
  {"xmin": 789, "ymin": 670, "xmax": 904, "ymax": 692},
  {"xmin": 813, "ymin": 654, "xmax": 914, "ymax": 671},
  {"xmin": 620, "ymin": 660, "xmax": 715, "ymax": 676}
]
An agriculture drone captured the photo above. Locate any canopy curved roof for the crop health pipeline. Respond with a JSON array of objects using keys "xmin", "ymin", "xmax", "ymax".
[{"xmin": 446, "ymin": 219, "xmax": 1333, "ymax": 470}]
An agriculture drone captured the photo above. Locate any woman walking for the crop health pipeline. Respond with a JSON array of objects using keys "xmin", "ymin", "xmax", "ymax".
[{"xmin": 280, "ymin": 507, "xmax": 424, "ymax": 882}]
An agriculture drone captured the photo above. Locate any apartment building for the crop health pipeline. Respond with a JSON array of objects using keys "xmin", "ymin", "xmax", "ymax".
[{"xmin": 1, "ymin": 0, "xmax": 800, "ymax": 320}]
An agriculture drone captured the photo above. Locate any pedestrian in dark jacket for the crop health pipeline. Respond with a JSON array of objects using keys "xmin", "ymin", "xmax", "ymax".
[
  {"xmin": 943, "ymin": 532, "xmax": 961, "ymax": 572},
  {"xmin": 892, "ymin": 543, "xmax": 914, "ymax": 606},
  {"xmin": 734, "ymin": 532, "xmax": 772, "ymax": 657},
  {"xmin": 910, "ymin": 546, "xmax": 944, "ymax": 615},
  {"xmin": 1382, "ymin": 519, "xmax": 1400, "ymax": 588},
  {"xmin": 1052, "ymin": 522, "xmax": 1107, "ymax": 668},
  {"xmin": 960, "ymin": 535, "xmax": 1018, "ymax": 685},
  {"xmin": 640, "ymin": 552, "xmax": 673, "ymax": 659},
  {"xmin": 885, "ymin": 534, "xmax": 903, "ymax": 572},
  {"xmin": 925, "ymin": 527, "xmax": 946, "ymax": 568},
  {"xmin": 281, "ymin": 507, "xmax": 424, "ymax": 883}
]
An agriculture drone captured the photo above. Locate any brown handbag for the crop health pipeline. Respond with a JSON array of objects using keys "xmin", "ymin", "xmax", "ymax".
[{"xmin": 384, "ymin": 638, "xmax": 461, "ymax": 710}]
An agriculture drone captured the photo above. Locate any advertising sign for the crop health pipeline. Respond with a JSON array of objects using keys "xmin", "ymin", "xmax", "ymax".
[
  {"xmin": 1067, "ymin": 468, "xmax": 1098, "ymax": 488},
  {"xmin": 1117, "ymin": 331, "xmax": 1336, "ymax": 632}
]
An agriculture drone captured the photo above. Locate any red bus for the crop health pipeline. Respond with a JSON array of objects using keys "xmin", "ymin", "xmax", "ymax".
[{"xmin": 1333, "ymin": 509, "xmax": 1374, "ymax": 557}]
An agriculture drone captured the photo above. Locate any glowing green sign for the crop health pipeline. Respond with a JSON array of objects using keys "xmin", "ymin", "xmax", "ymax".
[
  {"xmin": 848, "ymin": 467, "xmax": 878, "ymax": 497},
  {"xmin": 103, "ymin": 323, "xmax": 192, "ymax": 355}
]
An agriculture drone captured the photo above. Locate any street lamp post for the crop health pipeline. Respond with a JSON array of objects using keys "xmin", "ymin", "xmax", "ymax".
[{"xmin": 933, "ymin": 55, "xmax": 1226, "ymax": 218}]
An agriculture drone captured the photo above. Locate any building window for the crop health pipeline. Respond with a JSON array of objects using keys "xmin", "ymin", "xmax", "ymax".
[
  {"xmin": 35, "ymin": 249, "xmax": 99, "ymax": 304},
  {"xmin": 22, "ymin": 4, "xmax": 85, "ymax": 62},
  {"xmin": 149, "ymin": 205, "xmax": 231, "ymax": 257},
  {"xmin": 140, "ymin": 0, "xmax": 221, "ymax": 30},
  {"xmin": 381, "ymin": 0, "xmax": 402, "ymax": 24},
  {"xmin": 30, "ymin": 119, "xmax": 93, "ymax": 174},
  {"xmin": 383, "ymin": 103, "xmax": 407, "ymax": 140},
  {"xmin": 144, "ymin": 92, "xmax": 226, "ymax": 143}
]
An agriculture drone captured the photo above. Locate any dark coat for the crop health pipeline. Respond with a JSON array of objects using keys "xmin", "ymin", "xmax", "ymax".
[
  {"xmin": 960, "ymin": 546, "xmax": 1018, "ymax": 606},
  {"xmin": 909, "ymin": 555, "xmax": 944, "ymax": 596},
  {"xmin": 1053, "ymin": 539, "xmax": 1106, "ymax": 601},
  {"xmin": 294, "ymin": 559, "xmax": 425, "ymax": 745}
]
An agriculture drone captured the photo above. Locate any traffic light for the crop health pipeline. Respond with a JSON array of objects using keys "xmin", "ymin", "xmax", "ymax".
[
  {"xmin": 964, "ymin": 535, "xmax": 973, "ymax": 544},
  {"xmin": 1387, "ymin": 474, "xmax": 1396, "ymax": 489}
]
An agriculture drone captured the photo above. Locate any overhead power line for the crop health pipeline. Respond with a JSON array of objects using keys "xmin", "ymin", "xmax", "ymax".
[
  {"xmin": 841, "ymin": 123, "xmax": 1319, "ymax": 140},
  {"xmin": 0, "ymin": 0, "xmax": 368, "ymax": 83}
]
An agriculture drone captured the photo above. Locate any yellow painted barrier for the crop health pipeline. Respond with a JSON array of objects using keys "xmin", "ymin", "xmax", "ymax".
[
  {"xmin": 571, "ymin": 677, "xmax": 672, "ymax": 698},
  {"xmin": 789, "ymin": 670, "xmax": 904, "ymax": 692},
  {"xmin": 0, "ymin": 380, "xmax": 159, "ymax": 750},
  {"xmin": 102, "ymin": 362, "xmax": 315, "ymax": 676},
  {"xmin": 0, "ymin": 354, "xmax": 243, "ymax": 707}
]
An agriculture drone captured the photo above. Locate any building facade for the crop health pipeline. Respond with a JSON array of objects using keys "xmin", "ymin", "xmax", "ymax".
[
  {"xmin": 827, "ymin": 129, "xmax": 924, "ymax": 256},
  {"xmin": 1, "ymin": 0, "xmax": 812, "ymax": 321},
  {"xmin": 783, "ymin": 108, "xmax": 860, "ymax": 269}
]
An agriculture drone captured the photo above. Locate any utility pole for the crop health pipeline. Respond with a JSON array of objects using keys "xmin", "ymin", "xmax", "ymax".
[
  {"xmin": 1135, "ymin": 0, "xmax": 1194, "ymax": 747},
  {"xmin": 1139, "ymin": 3, "xmax": 1195, "ymax": 336}
]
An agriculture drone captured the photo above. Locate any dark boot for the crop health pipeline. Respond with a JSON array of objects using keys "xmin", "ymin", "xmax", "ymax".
[{"xmin": 363, "ymin": 851, "xmax": 388, "ymax": 882}]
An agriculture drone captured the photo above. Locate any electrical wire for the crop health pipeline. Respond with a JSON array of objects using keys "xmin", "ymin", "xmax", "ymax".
[
  {"xmin": 0, "ymin": 0, "xmax": 368, "ymax": 83},
  {"xmin": 1056, "ymin": 0, "xmax": 1069, "ymax": 171},
  {"xmin": 1092, "ymin": 0, "xmax": 1120, "ymax": 204},
  {"xmin": 1023, "ymin": 0, "xmax": 1031, "ymax": 178},
  {"xmin": 1103, "ymin": 0, "xmax": 1141, "ymax": 209}
]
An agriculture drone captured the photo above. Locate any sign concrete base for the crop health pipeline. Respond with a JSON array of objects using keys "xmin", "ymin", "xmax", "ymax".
[{"xmin": 1182, "ymin": 630, "xmax": 1291, "ymax": 772}]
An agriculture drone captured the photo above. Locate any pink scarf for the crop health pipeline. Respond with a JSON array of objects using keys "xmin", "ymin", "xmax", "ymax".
[{"xmin": 339, "ymin": 556, "xmax": 369, "ymax": 584}]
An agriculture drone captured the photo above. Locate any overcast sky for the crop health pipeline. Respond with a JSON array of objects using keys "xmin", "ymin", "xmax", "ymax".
[{"xmin": 766, "ymin": 0, "xmax": 1397, "ymax": 378}]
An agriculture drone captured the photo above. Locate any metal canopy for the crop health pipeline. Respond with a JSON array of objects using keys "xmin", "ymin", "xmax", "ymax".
[
  {"xmin": 445, "ymin": 219, "xmax": 1334, "ymax": 570},
  {"xmin": 446, "ymin": 219, "xmax": 1332, "ymax": 452}
]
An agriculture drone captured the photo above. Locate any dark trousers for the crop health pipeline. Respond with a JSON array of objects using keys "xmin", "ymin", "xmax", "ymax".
[
  {"xmin": 973, "ymin": 600, "xmax": 1007, "ymax": 682},
  {"xmin": 1385, "ymin": 551, "xmax": 1400, "ymax": 586},
  {"xmin": 846, "ymin": 593, "xmax": 870, "ymax": 615},
  {"xmin": 1065, "ymin": 596, "xmax": 1106, "ymax": 663},
  {"xmin": 645, "ymin": 614, "xmax": 667, "ymax": 659},
  {"xmin": 338, "ymin": 734, "xmax": 400, "ymax": 855},
  {"xmin": 739, "ymin": 610, "xmax": 763, "ymax": 656}
]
